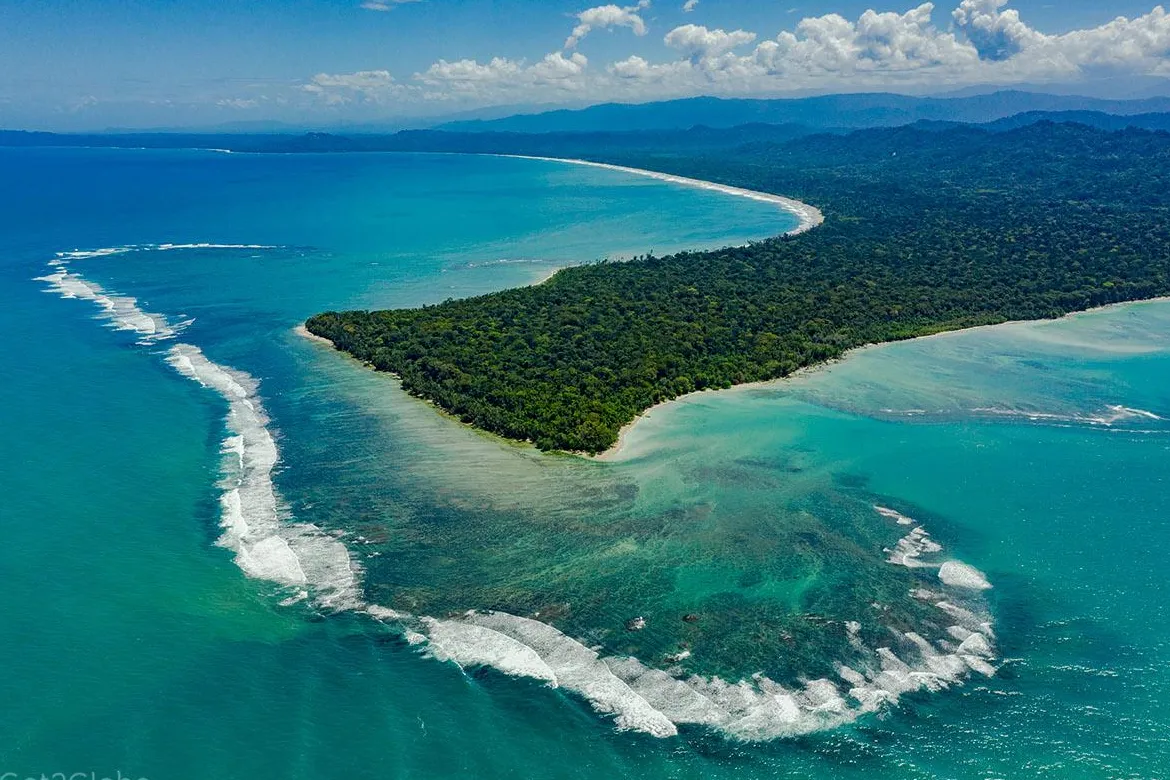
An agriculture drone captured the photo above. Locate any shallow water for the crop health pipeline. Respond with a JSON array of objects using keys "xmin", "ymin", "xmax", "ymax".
[{"xmin": 2, "ymin": 147, "xmax": 1167, "ymax": 777}]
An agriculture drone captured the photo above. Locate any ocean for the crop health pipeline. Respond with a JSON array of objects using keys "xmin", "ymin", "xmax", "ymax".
[{"xmin": 1, "ymin": 147, "xmax": 1167, "ymax": 779}]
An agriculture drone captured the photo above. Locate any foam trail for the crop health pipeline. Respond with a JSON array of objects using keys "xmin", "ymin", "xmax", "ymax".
[
  {"xmin": 390, "ymin": 505, "xmax": 999, "ymax": 741},
  {"xmin": 36, "ymin": 268, "xmax": 183, "ymax": 345},
  {"xmin": 39, "ymin": 243, "xmax": 999, "ymax": 741},
  {"xmin": 40, "ymin": 245, "xmax": 359, "ymax": 610},
  {"xmin": 53, "ymin": 242, "xmax": 276, "ymax": 263},
  {"xmin": 972, "ymin": 405, "xmax": 1164, "ymax": 426},
  {"xmin": 167, "ymin": 344, "xmax": 361, "ymax": 609}
]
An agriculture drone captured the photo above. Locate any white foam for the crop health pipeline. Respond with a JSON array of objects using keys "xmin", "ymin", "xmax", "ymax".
[
  {"xmin": 40, "ymin": 246, "xmax": 359, "ymax": 610},
  {"xmin": 409, "ymin": 601, "xmax": 999, "ymax": 742},
  {"xmin": 885, "ymin": 526, "xmax": 943, "ymax": 568},
  {"xmin": 54, "ymin": 242, "xmax": 276, "ymax": 262},
  {"xmin": 458, "ymin": 611, "xmax": 679, "ymax": 737},
  {"xmin": 423, "ymin": 617, "xmax": 559, "ymax": 685},
  {"xmin": 874, "ymin": 505, "xmax": 916, "ymax": 525},
  {"xmin": 972, "ymin": 404, "xmax": 1163, "ymax": 426},
  {"xmin": 938, "ymin": 560, "xmax": 993, "ymax": 590},
  {"xmin": 37, "ymin": 269, "xmax": 183, "ymax": 345},
  {"xmin": 501, "ymin": 155, "xmax": 824, "ymax": 237},
  {"xmin": 166, "ymin": 344, "xmax": 361, "ymax": 609},
  {"xmin": 40, "ymin": 241, "xmax": 1003, "ymax": 740}
]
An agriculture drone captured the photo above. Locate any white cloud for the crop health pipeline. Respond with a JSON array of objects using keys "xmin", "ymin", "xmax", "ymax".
[
  {"xmin": 417, "ymin": 52, "xmax": 591, "ymax": 100},
  {"xmin": 302, "ymin": 70, "xmax": 409, "ymax": 105},
  {"xmin": 665, "ymin": 24, "xmax": 757, "ymax": 62},
  {"xmin": 1015, "ymin": 5, "xmax": 1170, "ymax": 75},
  {"xmin": 952, "ymin": 0, "xmax": 1040, "ymax": 60},
  {"xmin": 297, "ymin": 2, "xmax": 1170, "ymax": 115},
  {"xmin": 683, "ymin": 0, "xmax": 699, "ymax": 12},
  {"xmin": 747, "ymin": 4, "xmax": 977, "ymax": 78},
  {"xmin": 565, "ymin": 1, "xmax": 652, "ymax": 50}
]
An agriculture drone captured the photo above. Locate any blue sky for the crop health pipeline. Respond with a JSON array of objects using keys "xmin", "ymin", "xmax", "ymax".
[{"xmin": 1, "ymin": 0, "xmax": 1168, "ymax": 129}]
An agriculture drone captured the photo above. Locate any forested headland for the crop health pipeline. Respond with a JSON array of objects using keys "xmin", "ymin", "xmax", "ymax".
[{"xmin": 306, "ymin": 122, "xmax": 1170, "ymax": 453}]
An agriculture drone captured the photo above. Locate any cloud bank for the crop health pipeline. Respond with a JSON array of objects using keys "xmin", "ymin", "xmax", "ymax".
[{"xmin": 297, "ymin": 2, "xmax": 1170, "ymax": 113}]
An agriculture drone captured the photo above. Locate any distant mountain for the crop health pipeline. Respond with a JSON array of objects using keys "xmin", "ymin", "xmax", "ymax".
[
  {"xmin": 982, "ymin": 111, "xmax": 1170, "ymax": 133},
  {"xmin": 0, "ymin": 123, "xmax": 826, "ymax": 156},
  {"xmin": 908, "ymin": 111, "xmax": 1170, "ymax": 134},
  {"xmin": 5, "ymin": 108, "xmax": 1168, "ymax": 158},
  {"xmin": 436, "ymin": 91, "xmax": 1170, "ymax": 134}
]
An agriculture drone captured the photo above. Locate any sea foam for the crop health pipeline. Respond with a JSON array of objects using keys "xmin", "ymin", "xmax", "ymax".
[
  {"xmin": 972, "ymin": 404, "xmax": 1163, "ymax": 427},
  {"xmin": 41, "ymin": 242, "xmax": 998, "ymax": 741},
  {"xmin": 40, "ymin": 245, "xmax": 359, "ymax": 610},
  {"xmin": 372, "ymin": 504, "xmax": 999, "ymax": 741}
]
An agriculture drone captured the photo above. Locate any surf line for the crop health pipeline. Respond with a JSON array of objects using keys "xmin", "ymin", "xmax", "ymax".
[
  {"xmin": 43, "ymin": 244, "xmax": 997, "ymax": 742},
  {"xmin": 37, "ymin": 246, "xmax": 361, "ymax": 610}
]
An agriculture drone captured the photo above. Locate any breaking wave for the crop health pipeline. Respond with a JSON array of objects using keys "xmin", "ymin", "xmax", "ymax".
[
  {"xmin": 41, "ymin": 243, "xmax": 998, "ymax": 741},
  {"xmin": 38, "ymin": 245, "xmax": 360, "ymax": 610},
  {"xmin": 368, "ymin": 505, "xmax": 999, "ymax": 741}
]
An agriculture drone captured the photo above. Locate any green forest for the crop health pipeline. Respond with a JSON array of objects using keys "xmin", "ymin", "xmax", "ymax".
[{"xmin": 307, "ymin": 122, "xmax": 1170, "ymax": 453}]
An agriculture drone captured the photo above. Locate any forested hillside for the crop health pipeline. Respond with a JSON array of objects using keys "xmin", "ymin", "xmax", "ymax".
[{"xmin": 307, "ymin": 123, "xmax": 1170, "ymax": 453}]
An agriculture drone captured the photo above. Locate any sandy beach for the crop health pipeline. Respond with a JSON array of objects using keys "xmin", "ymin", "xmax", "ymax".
[
  {"xmin": 496, "ymin": 154, "xmax": 825, "ymax": 237},
  {"xmin": 295, "ymin": 322, "xmax": 337, "ymax": 347},
  {"xmin": 591, "ymin": 295, "xmax": 1170, "ymax": 461}
]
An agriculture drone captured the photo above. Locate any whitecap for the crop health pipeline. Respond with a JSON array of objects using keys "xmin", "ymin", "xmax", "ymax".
[{"xmin": 40, "ymin": 246, "xmax": 360, "ymax": 611}]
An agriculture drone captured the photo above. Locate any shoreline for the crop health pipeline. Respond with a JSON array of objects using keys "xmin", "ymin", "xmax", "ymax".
[
  {"xmin": 495, "ymin": 154, "xmax": 824, "ymax": 237},
  {"xmin": 298, "ymin": 155, "xmax": 1164, "ymax": 462},
  {"xmin": 294, "ymin": 322, "xmax": 337, "ymax": 347},
  {"xmin": 591, "ymin": 295, "xmax": 1170, "ymax": 461}
]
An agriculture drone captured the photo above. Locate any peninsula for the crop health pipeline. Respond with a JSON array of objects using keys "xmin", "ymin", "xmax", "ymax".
[{"xmin": 306, "ymin": 121, "xmax": 1170, "ymax": 453}]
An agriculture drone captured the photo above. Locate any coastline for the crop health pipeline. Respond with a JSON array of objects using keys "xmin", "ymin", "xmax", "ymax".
[
  {"xmin": 295, "ymin": 322, "xmax": 337, "ymax": 347},
  {"xmin": 299, "ymin": 155, "xmax": 1165, "ymax": 462},
  {"xmin": 591, "ymin": 295, "xmax": 1170, "ymax": 461},
  {"xmin": 495, "ymin": 154, "xmax": 825, "ymax": 236}
]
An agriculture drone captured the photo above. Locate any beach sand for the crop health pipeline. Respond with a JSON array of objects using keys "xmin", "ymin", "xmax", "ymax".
[
  {"xmin": 591, "ymin": 296, "xmax": 1170, "ymax": 461},
  {"xmin": 498, "ymin": 154, "xmax": 825, "ymax": 237}
]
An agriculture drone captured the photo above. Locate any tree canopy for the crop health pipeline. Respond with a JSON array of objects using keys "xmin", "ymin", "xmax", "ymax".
[{"xmin": 307, "ymin": 122, "xmax": 1170, "ymax": 453}]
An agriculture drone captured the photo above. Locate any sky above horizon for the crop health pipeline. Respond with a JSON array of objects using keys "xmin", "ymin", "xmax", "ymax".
[{"xmin": 2, "ymin": 0, "xmax": 1169, "ymax": 130}]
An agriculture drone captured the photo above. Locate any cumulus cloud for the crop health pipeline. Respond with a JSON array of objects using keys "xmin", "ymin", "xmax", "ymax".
[
  {"xmin": 683, "ymin": 0, "xmax": 699, "ymax": 11},
  {"xmin": 952, "ymin": 0, "xmax": 1039, "ymax": 60},
  {"xmin": 665, "ymin": 24, "xmax": 757, "ymax": 62},
  {"xmin": 417, "ymin": 52, "xmax": 591, "ymax": 100},
  {"xmin": 302, "ymin": 70, "xmax": 409, "ymax": 105},
  {"xmin": 748, "ymin": 4, "xmax": 976, "ymax": 77},
  {"xmin": 565, "ymin": 1, "xmax": 652, "ymax": 50},
  {"xmin": 299, "ymin": 2, "xmax": 1170, "ymax": 114},
  {"xmin": 602, "ymin": 3, "xmax": 1170, "ymax": 98},
  {"xmin": 1021, "ymin": 5, "xmax": 1170, "ymax": 75}
]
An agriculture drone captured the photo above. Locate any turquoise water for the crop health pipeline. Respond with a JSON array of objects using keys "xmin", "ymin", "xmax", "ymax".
[{"xmin": 1, "ymin": 147, "xmax": 1168, "ymax": 778}]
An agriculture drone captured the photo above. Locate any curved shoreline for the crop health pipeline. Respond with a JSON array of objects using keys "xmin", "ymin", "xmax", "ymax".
[
  {"xmin": 594, "ymin": 295, "xmax": 1170, "ymax": 461},
  {"xmin": 301, "ymin": 155, "xmax": 1167, "ymax": 461},
  {"xmin": 495, "ymin": 154, "xmax": 824, "ymax": 236},
  {"xmin": 303, "ymin": 155, "xmax": 827, "ymax": 458}
]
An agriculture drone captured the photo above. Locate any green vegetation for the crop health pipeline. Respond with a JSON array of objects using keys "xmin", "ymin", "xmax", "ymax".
[{"xmin": 307, "ymin": 122, "xmax": 1170, "ymax": 453}]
